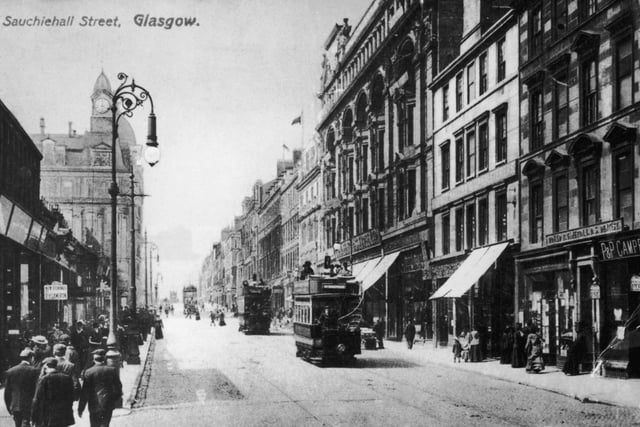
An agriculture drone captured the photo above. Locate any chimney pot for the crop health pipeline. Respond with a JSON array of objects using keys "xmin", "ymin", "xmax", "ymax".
[
  {"xmin": 40, "ymin": 118, "xmax": 45, "ymax": 135},
  {"xmin": 68, "ymin": 122, "xmax": 73, "ymax": 137}
]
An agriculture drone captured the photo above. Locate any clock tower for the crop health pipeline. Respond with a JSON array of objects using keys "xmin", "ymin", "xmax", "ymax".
[{"xmin": 90, "ymin": 70, "xmax": 113, "ymax": 133}]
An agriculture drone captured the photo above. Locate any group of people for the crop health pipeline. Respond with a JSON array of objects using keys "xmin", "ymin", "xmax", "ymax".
[
  {"xmin": 4, "ymin": 327, "xmax": 122, "ymax": 427},
  {"xmin": 452, "ymin": 329, "xmax": 483, "ymax": 363},
  {"xmin": 158, "ymin": 304, "xmax": 175, "ymax": 318},
  {"xmin": 209, "ymin": 309, "xmax": 226, "ymax": 327},
  {"xmin": 500, "ymin": 323, "xmax": 547, "ymax": 373}
]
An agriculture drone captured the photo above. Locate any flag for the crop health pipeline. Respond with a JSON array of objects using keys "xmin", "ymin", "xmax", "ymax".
[
  {"xmin": 291, "ymin": 114, "xmax": 302, "ymax": 125},
  {"xmin": 282, "ymin": 144, "xmax": 290, "ymax": 151}
]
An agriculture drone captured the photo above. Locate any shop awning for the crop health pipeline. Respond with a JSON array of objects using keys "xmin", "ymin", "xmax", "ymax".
[
  {"xmin": 361, "ymin": 251, "xmax": 401, "ymax": 292},
  {"xmin": 352, "ymin": 259, "xmax": 373, "ymax": 279},
  {"xmin": 429, "ymin": 242, "xmax": 509, "ymax": 300}
]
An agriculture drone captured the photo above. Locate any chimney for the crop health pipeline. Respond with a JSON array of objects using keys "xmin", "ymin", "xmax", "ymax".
[
  {"xmin": 40, "ymin": 118, "xmax": 45, "ymax": 135},
  {"xmin": 68, "ymin": 122, "xmax": 73, "ymax": 137}
]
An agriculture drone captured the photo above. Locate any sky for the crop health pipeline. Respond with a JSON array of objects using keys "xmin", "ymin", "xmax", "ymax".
[{"xmin": 0, "ymin": 0, "xmax": 371, "ymax": 298}]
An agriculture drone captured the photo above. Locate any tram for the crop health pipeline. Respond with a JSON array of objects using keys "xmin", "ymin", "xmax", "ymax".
[
  {"xmin": 293, "ymin": 275, "xmax": 361, "ymax": 364},
  {"xmin": 237, "ymin": 282, "xmax": 272, "ymax": 334}
]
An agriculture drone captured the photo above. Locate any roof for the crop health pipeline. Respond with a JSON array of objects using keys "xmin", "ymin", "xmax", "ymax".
[{"xmin": 93, "ymin": 70, "xmax": 112, "ymax": 94}]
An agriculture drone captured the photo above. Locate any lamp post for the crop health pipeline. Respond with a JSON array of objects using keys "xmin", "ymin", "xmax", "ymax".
[
  {"xmin": 107, "ymin": 72, "xmax": 159, "ymax": 349},
  {"xmin": 123, "ymin": 173, "xmax": 148, "ymax": 320}
]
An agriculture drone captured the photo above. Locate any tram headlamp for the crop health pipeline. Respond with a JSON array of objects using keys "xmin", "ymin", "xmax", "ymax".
[{"xmin": 336, "ymin": 343, "xmax": 346, "ymax": 354}]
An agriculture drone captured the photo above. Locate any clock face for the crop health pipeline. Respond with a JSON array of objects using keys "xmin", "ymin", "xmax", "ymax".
[{"xmin": 95, "ymin": 98, "xmax": 110, "ymax": 114}]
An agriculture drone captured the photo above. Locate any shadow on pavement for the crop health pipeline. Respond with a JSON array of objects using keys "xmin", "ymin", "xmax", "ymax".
[{"xmin": 345, "ymin": 356, "xmax": 423, "ymax": 369}]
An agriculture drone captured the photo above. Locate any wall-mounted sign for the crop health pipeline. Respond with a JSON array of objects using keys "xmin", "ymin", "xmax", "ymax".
[
  {"xmin": 631, "ymin": 275, "xmax": 640, "ymax": 292},
  {"xmin": 600, "ymin": 233, "xmax": 640, "ymax": 261},
  {"xmin": 545, "ymin": 219, "xmax": 622, "ymax": 246},
  {"xmin": 44, "ymin": 281, "xmax": 67, "ymax": 300},
  {"xmin": 590, "ymin": 284, "xmax": 601, "ymax": 299}
]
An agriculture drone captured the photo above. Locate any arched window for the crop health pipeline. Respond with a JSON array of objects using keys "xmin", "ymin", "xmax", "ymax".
[
  {"xmin": 355, "ymin": 92, "xmax": 368, "ymax": 128},
  {"xmin": 343, "ymin": 109, "xmax": 354, "ymax": 143},
  {"xmin": 370, "ymin": 73, "xmax": 385, "ymax": 115}
]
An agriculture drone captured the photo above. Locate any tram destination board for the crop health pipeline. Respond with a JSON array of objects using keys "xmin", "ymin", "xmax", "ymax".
[{"xmin": 293, "ymin": 275, "xmax": 358, "ymax": 295}]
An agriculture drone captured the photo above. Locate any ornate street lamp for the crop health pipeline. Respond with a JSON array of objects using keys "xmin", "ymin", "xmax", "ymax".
[{"xmin": 107, "ymin": 73, "xmax": 158, "ymax": 349}]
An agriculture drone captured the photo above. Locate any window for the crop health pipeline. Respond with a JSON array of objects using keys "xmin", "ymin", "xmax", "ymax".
[
  {"xmin": 530, "ymin": 6, "xmax": 543, "ymax": 57},
  {"xmin": 497, "ymin": 38, "xmax": 506, "ymax": 82},
  {"xmin": 479, "ymin": 52, "xmax": 488, "ymax": 95},
  {"xmin": 581, "ymin": 58, "xmax": 598, "ymax": 126},
  {"xmin": 62, "ymin": 180, "xmax": 73, "ymax": 198},
  {"xmin": 496, "ymin": 192, "xmax": 508, "ymax": 241},
  {"xmin": 455, "ymin": 73, "xmax": 463, "ymax": 111},
  {"xmin": 455, "ymin": 135, "xmax": 464, "ymax": 183},
  {"xmin": 581, "ymin": 163, "xmax": 599, "ymax": 225},
  {"xmin": 579, "ymin": 0, "xmax": 597, "ymax": 22},
  {"xmin": 530, "ymin": 180, "xmax": 544, "ymax": 243},
  {"xmin": 466, "ymin": 203, "xmax": 476, "ymax": 250},
  {"xmin": 455, "ymin": 207, "xmax": 464, "ymax": 252},
  {"xmin": 441, "ymin": 142, "xmax": 450, "ymax": 190},
  {"xmin": 479, "ymin": 198, "xmax": 488, "ymax": 246},
  {"xmin": 530, "ymin": 87, "xmax": 544, "ymax": 150},
  {"xmin": 362, "ymin": 144, "xmax": 368, "ymax": 182},
  {"xmin": 554, "ymin": 0, "xmax": 568, "ymax": 38},
  {"xmin": 467, "ymin": 62, "xmax": 476, "ymax": 103},
  {"xmin": 377, "ymin": 129, "xmax": 385, "ymax": 172},
  {"xmin": 555, "ymin": 72, "xmax": 569, "ymax": 138},
  {"xmin": 554, "ymin": 174, "xmax": 569, "ymax": 232},
  {"xmin": 495, "ymin": 109, "xmax": 507, "ymax": 163},
  {"xmin": 443, "ymin": 85, "xmax": 449, "ymax": 122},
  {"xmin": 378, "ymin": 188, "xmax": 385, "ymax": 230},
  {"xmin": 408, "ymin": 169, "xmax": 416, "ymax": 216},
  {"xmin": 362, "ymin": 199, "xmax": 370, "ymax": 232},
  {"xmin": 615, "ymin": 151, "xmax": 633, "ymax": 227},
  {"xmin": 397, "ymin": 173, "xmax": 405, "ymax": 220},
  {"xmin": 478, "ymin": 121, "xmax": 488, "ymax": 172},
  {"xmin": 442, "ymin": 213, "xmax": 450, "ymax": 255},
  {"xmin": 615, "ymin": 36, "xmax": 633, "ymax": 111},
  {"xmin": 466, "ymin": 128, "xmax": 476, "ymax": 178},
  {"xmin": 348, "ymin": 157, "xmax": 354, "ymax": 192}
]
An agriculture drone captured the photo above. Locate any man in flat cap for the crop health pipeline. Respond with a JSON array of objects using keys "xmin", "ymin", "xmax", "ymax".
[
  {"xmin": 4, "ymin": 349, "xmax": 39, "ymax": 427},
  {"xmin": 31, "ymin": 357, "xmax": 75, "ymax": 427},
  {"xmin": 79, "ymin": 349, "xmax": 122, "ymax": 427},
  {"xmin": 52, "ymin": 343, "xmax": 80, "ymax": 400}
]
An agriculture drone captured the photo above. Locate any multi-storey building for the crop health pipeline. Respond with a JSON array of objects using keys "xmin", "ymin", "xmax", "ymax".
[
  {"xmin": 31, "ymin": 71, "xmax": 145, "ymax": 310},
  {"xmin": 237, "ymin": 188, "xmax": 260, "ymax": 290},
  {"xmin": 317, "ymin": 0, "xmax": 462, "ymax": 338},
  {"xmin": 513, "ymin": 0, "xmax": 640, "ymax": 371},
  {"xmin": 221, "ymin": 225, "xmax": 241, "ymax": 308},
  {"xmin": 428, "ymin": 4, "xmax": 519, "ymax": 355},
  {"xmin": 280, "ymin": 163, "xmax": 299, "ymax": 310}
]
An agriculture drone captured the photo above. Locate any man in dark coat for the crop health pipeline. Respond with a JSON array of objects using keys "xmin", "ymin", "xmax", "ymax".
[
  {"xmin": 373, "ymin": 317, "xmax": 385, "ymax": 349},
  {"xmin": 78, "ymin": 349, "xmax": 123, "ymax": 427},
  {"xmin": 31, "ymin": 357, "xmax": 75, "ymax": 427},
  {"xmin": 52, "ymin": 343, "xmax": 81, "ymax": 400},
  {"xmin": 4, "ymin": 349, "xmax": 39, "ymax": 427},
  {"xmin": 404, "ymin": 320, "xmax": 416, "ymax": 349}
]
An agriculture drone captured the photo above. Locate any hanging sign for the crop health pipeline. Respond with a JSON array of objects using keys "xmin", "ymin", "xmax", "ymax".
[
  {"xmin": 44, "ymin": 281, "xmax": 68, "ymax": 300},
  {"xmin": 630, "ymin": 275, "xmax": 640, "ymax": 292},
  {"xmin": 589, "ymin": 284, "xmax": 601, "ymax": 299}
]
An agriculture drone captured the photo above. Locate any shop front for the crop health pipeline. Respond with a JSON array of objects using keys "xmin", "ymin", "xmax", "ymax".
[{"xmin": 430, "ymin": 242, "xmax": 514, "ymax": 358}]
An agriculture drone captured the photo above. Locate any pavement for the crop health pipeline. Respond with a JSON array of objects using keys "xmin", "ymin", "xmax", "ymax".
[
  {"xmin": 381, "ymin": 337, "xmax": 640, "ymax": 409},
  {"xmin": 0, "ymin": 329, "xmax": 154, "ymax": 426}
]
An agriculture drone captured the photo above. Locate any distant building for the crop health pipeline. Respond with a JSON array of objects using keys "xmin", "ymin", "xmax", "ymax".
[{"xmin": 31, "ymin": 71, "xmax": 145, "ymax": 310}]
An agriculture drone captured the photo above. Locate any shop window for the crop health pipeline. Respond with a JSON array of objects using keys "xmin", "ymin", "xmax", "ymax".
[
  {"xmin": 455, "ymin": 72, "xmax": 463, "ymax": 112},
  {"xmin": 530, "ymin": 86, "xmax": 544, "ymax": 151},
  {"xmin": 478, "ymin": 198, "xmax": 489, "ymax": 246},
  {"xmin": 478, "ymin": 121, "xmax": 488, "ymax": 172},
  {"xmin": 554, "ymin": 72, "xmax": 569, "ymax": 139},
  {"xmin": 581, "ymin": 58, "xmax": 598, "ymax": 126},
  {"xmin": 466, "ymin": 128, "xmax": 476, "ymax": 178},
  {"xmin": 479, "ymin": 52, "xmax": 488, "ymax": 95},
  {"xmin": 466, "ymin": 203, "xmax": 476, "ymax": 250},
  {"xmin": 442, "ymin": 213, "xmax": 450, "ymax": 255},
  {"xmin": 530, "ymin": 6, "xmax": 543, "ymax": 58},
  {"xmin": 443, "ymin": 84, "xmax": 449, "ymax": 122},
  {"xmin": 497, "ymin": 38, "xmax": 506, "ymax": 82},
  {"xmin": 580, "ymin": 162, "xmax": 599, "ymax": 226},
  {"xmin": 455, "ymin": 134, "xmax": 464, "ymax": 184},
  {"xmin": 455, "ymin": 207, "xmax": 464, "ymax": 252},
  {"xmin": 615, "ymin": 36, "xmax": 633, "ymax": 111},
  {"xmin": 495, "ymin": 108, "xmax": 507, "ymax": 163},
  {"xmin": 441, "ymin": 142, "xmax": 450, "ymax": 191},
  {"xmin": 496, "ymin": 192, "xmax": 508, "ymax": 241},
  {"xmin": 614, "ymin": 150, "xmax": 633, "ymax": 228},
  {"xmin": 553, "ymin": 174, "xmax": 569, "ymax": 232},
  {"xmin": 467, "ymin": 62, "xmax": 476, "ymax": 103},
  {"xmin": 530, "ymin": 179, "xmax": 544, "ymax": 243}
]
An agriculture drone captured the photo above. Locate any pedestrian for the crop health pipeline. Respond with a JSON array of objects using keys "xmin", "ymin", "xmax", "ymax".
[
  {"xmin": 500, "ymin": 326, "xmax": 514, "ymax": 364},
  {"xmin": 210, "ymin": 310, "xmax": 217, "ymax": 326},
  {"xmin": 78, "ymin": 349, "xmax": 123, "ymax": 427},
  {"xmin": 511, "ymin": 323, "xmax": 527, "ymax": 368},
  {"xmin": 31, "ymin": 335, "xmax": 51, "ymax": 369},
  {"xmin": 373, "ymin": 317, "xmax": 385, "ymax": 349},
  {"xmin": 31, "ymin": 357, "xmax": 75, "ymax": 427},
  {"xmin": 51, "ymin": 343, "xmax": 81, "ymax": 400},
  {"xmin": 70, "ymin": 320, "xmax": 89, "ymax": 368},
  {"xmin": 469, "ymin": 328, "xmax": 482, "ymax": 362},
  {"xmin": 452, "ymin": 335, "xmax": 462, "ymax": 363},
  {"xmin": 460, "ymin": 331, "xmax": 470, "ymax": 362},
  {"xmin": 404, "ymin": 319, "xmax": 416, "ymax": 349},
  {"xmin": 219, "ymin": 311, "xmax": 226, "ymax": 327},
  {"xmin": 4, "ymin": 348, "xmax": 40, "ymax": 427},
  {"xmin": 563, "ymin": 322, "xmax": 588, "ymax": 376},
  {"xmin": 525, "ymin": 328, "xmax": 545, "ymax": 373}
]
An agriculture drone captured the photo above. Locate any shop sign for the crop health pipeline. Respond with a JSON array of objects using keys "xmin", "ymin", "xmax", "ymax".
[
  {"xmin": 590, "ymin": 284, "xmax": 600, "ymax": 299},
  {"xmin": 427, "ymin": 260, "xmax": 462, "ymax": 279},
  {"xmin": 44, "ymin": 281, "xmax": 67, "ymax": 300},
  {"xmin": 600, "ymin": 234, "xmax": 640, "ymax": 261},
  {"xmin": 384, "ymin": 231, "xmax": 422, "ymax": 253},
  {"xmin": 631, "ymin": 275, "xmax": 640, "ymax": 292},
  {"xmin": 545, "ymin": 219, "xmax": 622, "ymax": 246},
  {"xmin": 399, "ymin": 249, "xmax": 424, "ymax": 273}
]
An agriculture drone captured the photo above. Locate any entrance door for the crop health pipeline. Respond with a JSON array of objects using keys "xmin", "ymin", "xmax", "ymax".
[{"xmin": 578, "ymin": 265, "xmax": 595, "ymax": 369}]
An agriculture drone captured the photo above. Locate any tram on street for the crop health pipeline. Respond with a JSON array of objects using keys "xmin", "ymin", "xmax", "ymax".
[
  {"xmin": 182, "ymin": 284, "xmax": 198, "ymax": 314},
  {"xmin": 237, "ymin": 282, "xmax": 272, "ymax": 334},
  {"xmin": 293, "ymin": 275, "xmax": 362, "ymax": 364}
]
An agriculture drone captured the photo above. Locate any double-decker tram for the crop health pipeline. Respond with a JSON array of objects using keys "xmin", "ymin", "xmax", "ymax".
[
  {"xmin": 293, "ymin": 275, "xmax": 361, "ymax": 364},
  {"xmin": 237, "ymin": 282, "xmax": 272, "ymax": 334}
]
